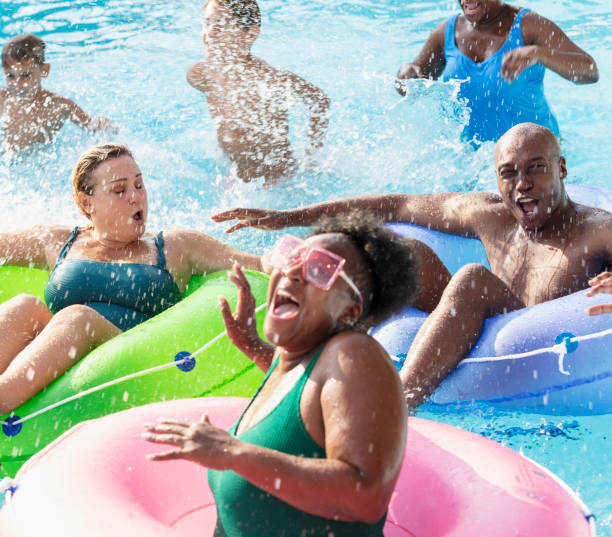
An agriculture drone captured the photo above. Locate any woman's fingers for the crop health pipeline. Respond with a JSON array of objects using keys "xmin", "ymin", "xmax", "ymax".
[
  {"xmin": 146, "ymin": 449, "xmax": 185, "ymax": 461},
  {"xmin": 142, "ymin": 432, "xmax": 184, "ymax": 446},
  {"xmin": 587, "ymin": 302, "xmax": 612, "ymax": 316}
]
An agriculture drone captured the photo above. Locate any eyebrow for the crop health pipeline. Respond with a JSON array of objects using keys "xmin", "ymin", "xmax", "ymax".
[{"xmin": 109, "ymin": 173, "xmax": 142, "ymax": 183}]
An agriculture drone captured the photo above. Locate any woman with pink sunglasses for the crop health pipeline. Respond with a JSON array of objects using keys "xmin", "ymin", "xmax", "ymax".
[{"xmin": 144, "ymin": 211, "xmax": 418, "ymax": 536}]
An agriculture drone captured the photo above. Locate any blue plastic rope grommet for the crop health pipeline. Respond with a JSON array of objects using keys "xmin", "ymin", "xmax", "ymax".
[
  {"xmin": 174, "ymin": 351, "xmax": 196, "ymax": 372},
  {"xmin": 2, "ymin": 415, "xmax": 23, "ymax": 437},
  {"xmin": 555, "ymin": 332, "xmax": 579, "ymax": 354}
]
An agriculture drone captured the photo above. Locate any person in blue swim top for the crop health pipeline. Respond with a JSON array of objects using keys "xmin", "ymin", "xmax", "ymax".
[
  {"xmin": 144, "ymin": 212, "xmax": 415, "ymax": 537},
  {"xmin": 0, "ymin": 142, "xmax": 262, "ymax": 414},
  {"xmin": 395, "ymin": 0, "xmax": 598, "ymax": 142}
]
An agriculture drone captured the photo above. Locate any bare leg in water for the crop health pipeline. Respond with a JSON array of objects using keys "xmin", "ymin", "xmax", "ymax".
[
  {"xmin": 400, "ymin": 263, "xmax": 524, "ymax": 408},
  {"xmin": 0, "ymin": 296, "xmax": 120, "ymax": 414}
]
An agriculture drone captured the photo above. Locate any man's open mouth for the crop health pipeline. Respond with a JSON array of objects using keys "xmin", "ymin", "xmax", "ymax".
[
  {"xmin": 517, "ymin": 198, "xmax": 538, "ymax": 216},
  {"xmin": 132, "ymin": 210, "xmax": 144, "ymax": 222}
]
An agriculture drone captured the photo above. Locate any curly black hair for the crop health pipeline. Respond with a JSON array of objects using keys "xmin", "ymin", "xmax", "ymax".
[{"xmin": 309, "ymin": 210, "xmax": 420, "ymax": 327}]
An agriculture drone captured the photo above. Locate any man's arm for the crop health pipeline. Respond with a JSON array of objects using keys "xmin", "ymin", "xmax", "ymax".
[
  {"xmin": 502, "ymin": 12, "xmax": 598, "ymax": 84},
  {"xmin": 212, "ymin": 192, "xmax": 495, "ymax": 237}
]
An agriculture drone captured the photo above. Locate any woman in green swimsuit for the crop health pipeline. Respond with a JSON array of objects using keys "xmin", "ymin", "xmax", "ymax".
[
  {"xmin": 144, "ymin": 212, "xmax": 418, "ymax": 536},
  {"xmin": 0, "ymin": 142, "xmax": 261, "ymax": 414}
]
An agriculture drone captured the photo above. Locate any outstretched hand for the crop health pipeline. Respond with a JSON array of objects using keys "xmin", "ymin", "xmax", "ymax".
[
  {"xmin": 501, "ymin": 45, "xmax": 540, "ymax": 83},
  {"xmin": 586, "ymin": 271, "xmax": 612, "ymax": 316},
  {"xmin": 218, "ymin": 263, "xmax": 275, "ymax": 370},
  {"xmin": 395, "ymin": 63, "xmax": 424, "ymax": 96},
  {"xmin": 211, "ymin": 208, "xmax": 288, "ymax": 233},
  {"xmin": 143, "ymin": 413, "xmax": 236, "ymax": 470}
]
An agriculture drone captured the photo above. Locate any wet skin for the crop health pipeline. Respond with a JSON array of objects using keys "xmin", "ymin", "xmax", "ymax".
[
  {"xmin": 144, "ymin": 235, "xmax": 407, "ymax": 523},
  {"xmin": 210, "ymin": 123, "xmax": 612, "ymax": 406},
  {"xmin": 0, "ymin": 58, "xmax": 113, "ymax": 151},
  {"xmin": 0, "ymin": 153, "xmax": 261, "ymax": 413},
  {"xmin": 187, "ymin": 0, "xmax": 329, "ymax": 183},
  {"xmin": 396, "ymin": 0, "xmax": 597, "ymax": 89}
]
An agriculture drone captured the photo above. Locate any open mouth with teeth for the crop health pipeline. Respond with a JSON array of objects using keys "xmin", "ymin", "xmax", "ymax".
[
  {"xmin": 271, "ymin": 289, "xmax": 300, "ymax": 319},
  {"xmin": 517, "ymin": 198, "xmax": 538, "ymax": 217}
]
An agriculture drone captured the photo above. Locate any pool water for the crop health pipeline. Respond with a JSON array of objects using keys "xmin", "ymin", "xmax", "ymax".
[{"xmin": 0, "ymin": 0, "xmax": 610, "ymax": 533}]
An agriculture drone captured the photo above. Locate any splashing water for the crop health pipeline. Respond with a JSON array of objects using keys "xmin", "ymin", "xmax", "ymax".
[{"xmin": 1, "ymin": 0, "xmax": 611, "ymax": 533}]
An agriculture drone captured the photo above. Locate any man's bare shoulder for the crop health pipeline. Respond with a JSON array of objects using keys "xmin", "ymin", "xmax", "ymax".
[
  {"xmin": 575, "ymin": 202, "xmax": 612, "ymax": 229},
  {"xmin": 187, "ymin": 60, "xmax": 211, "ymax": 90},
  {"xmin": 37, "ymin": 90, "xmax": 76, "ymax": 116}
]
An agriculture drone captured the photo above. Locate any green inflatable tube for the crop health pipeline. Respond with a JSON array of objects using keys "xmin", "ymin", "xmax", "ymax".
[{"xmin": 0, "ymin": 267, "xmax": 268, "ymax": 478}]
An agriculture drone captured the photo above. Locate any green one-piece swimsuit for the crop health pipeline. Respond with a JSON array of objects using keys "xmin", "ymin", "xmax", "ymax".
[{"xmin": 208, "ymin": 347, "xmax": 386, "ymax": 537}]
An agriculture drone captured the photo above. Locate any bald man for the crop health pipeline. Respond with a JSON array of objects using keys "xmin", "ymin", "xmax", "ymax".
[{"xmin": 213, "ymin": 123, "xmax": 612, "ymax": 406}]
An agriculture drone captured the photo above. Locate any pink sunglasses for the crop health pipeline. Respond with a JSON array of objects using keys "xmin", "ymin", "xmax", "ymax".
[{"xmin": 263, "ymin": 234, "xmax": 363, "ymax": 304}]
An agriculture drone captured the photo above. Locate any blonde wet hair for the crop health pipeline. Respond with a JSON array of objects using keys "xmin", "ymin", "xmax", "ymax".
[{"xmin": 72, "ymin": 143, "xmax": 134, "ymax": 218}]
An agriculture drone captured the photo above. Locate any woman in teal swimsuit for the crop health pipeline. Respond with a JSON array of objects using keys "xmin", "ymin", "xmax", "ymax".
[
  {"xmin": 0, "ymin": 142, "xmax": 261, "ymax": 414},
  {"xmin": 396, "ymin": 0, "xmax": 598, "ymax": 142},
  {"xmin": 144, "ymin": 212, "xmax": 417, "ymax": 536}
]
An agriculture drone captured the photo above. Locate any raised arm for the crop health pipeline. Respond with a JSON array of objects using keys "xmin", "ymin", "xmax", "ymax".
[
  {"xmin": 212, "ymin": 192, "xmax": 493, "ymax": 237},
  {"xmin": 501, "ymin": 12, "xmax": 598, "ymax": 84},
  {"xmin": 282, "ymin": 70, "xmax": 330, "ymax": 158},
  {"xmin": 0, "ymin": 226, "xmax": 70, "ymax": 269},
  {"xmin": 396, "ymin": 21, "xmax": 446, "ymax": 95},
  {"xmin": 164, "ymin": 229, "xmax": 262, "ymax": 290},
  {"xmin": 144, "ymin": 333, "xmax": 406, "ymax": 522}
]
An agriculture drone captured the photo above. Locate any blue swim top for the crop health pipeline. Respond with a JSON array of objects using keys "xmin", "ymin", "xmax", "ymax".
[
  {"xmin": 44, "ymin": 228, "xmax": 182, "ymax": 331},
  {"xmin": 441, "ymin": 8, "xmax": 559, "ymax": 142}
]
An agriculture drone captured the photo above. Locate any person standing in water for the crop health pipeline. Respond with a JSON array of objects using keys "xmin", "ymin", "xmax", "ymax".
[
  {"xmin": 187, "ymin": 0, "xmax": 330, "ymax": 184},
  {"xmin": 1, "ymin": 34, "xmax": 114, "ymax": 152},
  {"xmin": 395, "ymin": 1, "xmax": 598, "ymax": 142},
  {"xmin": 144, "ymin": 212, "xmax": 417, "ymax": 536}
]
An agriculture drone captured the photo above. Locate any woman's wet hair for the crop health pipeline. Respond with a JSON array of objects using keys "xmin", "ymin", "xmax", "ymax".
[
  {"xmin": 309, "ymin": 211, "xmax": 420, "ymax": 327},
  {"xmin": 72, "ymin": 143, "xmax": 134, "ymax": 218},
  {"xmin": 2, "ymin": 34, "xmax": 46, "ymax": 68}
]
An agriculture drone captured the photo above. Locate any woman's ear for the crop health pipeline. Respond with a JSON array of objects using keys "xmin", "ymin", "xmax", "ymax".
[
  {"xmin": 339, "ymin": 300, "xmax": 363, "ymax": 329},
  {"xmin": 77, "ymin": 191, "xmax": 93, "ymax": 216}
]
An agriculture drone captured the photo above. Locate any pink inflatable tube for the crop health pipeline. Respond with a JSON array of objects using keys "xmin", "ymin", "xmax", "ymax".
[{"xmin": 0, "ymin": 398, "xmax": 595, "ymax": 537}]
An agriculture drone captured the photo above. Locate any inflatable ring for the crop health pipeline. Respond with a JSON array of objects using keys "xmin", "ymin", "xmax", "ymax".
[
  {"xmin": 0, "ymin": 269, "xmax": 268, "ymax": 478},
  {"xmin": 372, "ymin": 185, "xmax": 612, "ymax": 414},
  {"xmin": 0, "ymin": 397, "xmax": 595, "ymax": 536}
]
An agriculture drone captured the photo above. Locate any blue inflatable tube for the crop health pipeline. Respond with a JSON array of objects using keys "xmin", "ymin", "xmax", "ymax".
[{"xmin": 372, "ymin": 185, "xmax": 612, "ymax": 415}]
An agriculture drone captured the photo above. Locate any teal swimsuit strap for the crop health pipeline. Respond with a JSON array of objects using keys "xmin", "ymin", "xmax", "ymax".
[
  {"xmin": 57, "ymin": 229, "xmax": 167, "ymax": 268},
  {"xmin": 233, "ymin": 345, "xmax": 326, "ymax": 433},
  {"xmin": 56, "ymin": 227, "xmax": 81, "ymax": 264},
  {"xmin": 153, "ymin": 231, "xmax": 168, "ymax": 269}
]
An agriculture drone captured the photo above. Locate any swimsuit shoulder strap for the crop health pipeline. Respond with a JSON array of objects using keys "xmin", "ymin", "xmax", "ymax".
[
  {"xmin": 154, "ymin": 231, "xmax": 167, "ymax": 269},
  {"xmin": 56, "ymin": 227, "xmax": 81, "ymax": 263},
  {"xmin": 294, "ymin": 345, "xmax": 326, "ymax": 395},
  {"xmin": 509, "ymin": 8, "xmax": 530, "ymax": 46},
  {"xmin": 444, "ymin": 13, "xmax": 461, "ymax": 52}
]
